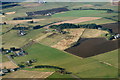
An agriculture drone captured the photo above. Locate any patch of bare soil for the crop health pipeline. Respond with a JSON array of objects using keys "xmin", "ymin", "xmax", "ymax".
[
  {"xmin": 51, "ymin": 29, "xmax": 85, "ymax": 50},
  {"xmin": 0, "ymin": 15, "xmax": 5, "ymax": 17},
  {"xmin": 0, "ymin": 61, "xmax": 18, "ymax": 69},
  {"xmin": 53, "ymin": 17, "xmax": 101, "ymax": 25},
  {"xmin": 3, "ymin": 70, "xmax": 54, "ymax": 78},
  {"xmin": 5, "ymin": 12, "xmax": 16, "ymax": 15},
  {"xmin": 83, "ymin": 4, "xmax": 94, "ymax": 7}
]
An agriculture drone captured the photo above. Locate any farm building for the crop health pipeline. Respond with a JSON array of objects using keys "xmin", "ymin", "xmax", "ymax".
[
  {"xmin": 18, "ymin": 30, "xmax": 26, "ymax": 36},
  {"xmin": 114, "ymin": 34, "xmax": 120, "ymax": 39},
  {"xmin": 26, "ymin": 7, "xmax": 69, "ymax": 16},
  {"xmin": 0, "ymin": 71, "xmax": 5, "ymax": 76}
]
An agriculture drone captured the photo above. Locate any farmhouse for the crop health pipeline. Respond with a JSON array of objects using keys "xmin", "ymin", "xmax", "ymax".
[
  {"xmin": 18, "ymin": 30, "xmax": 26, "ymax": 36},
  {"xmin": 0, "ymin": 71, "xmax": 5, "ymax": 76},
  {"xmin": 26, "ymin": 7, "xmax": 69, "ymax": 16},
  {"xmin": 114, "ymin": 34, "xmax": 120, "ymax": 39}
]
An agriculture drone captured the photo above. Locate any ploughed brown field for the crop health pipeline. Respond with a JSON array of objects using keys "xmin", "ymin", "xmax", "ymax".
[{"xmin": 65, "ymin": 38, "xmax": 119, "ymax": 58}]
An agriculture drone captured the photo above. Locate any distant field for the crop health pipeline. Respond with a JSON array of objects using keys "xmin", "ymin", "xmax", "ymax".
[
  {"xmin": 13, "ymin": 43, "xmax": 118, "ymax": 78},
  {"xmin": 77, "ymin": 18, "xmax": 117, "ymax": 25},
  {"xmin": 52, "ymin": 10, "xmax": 117, "ymax": 17}
]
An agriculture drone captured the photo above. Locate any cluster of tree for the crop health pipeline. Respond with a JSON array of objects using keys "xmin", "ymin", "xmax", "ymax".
[
  {"xmin": 13, "ymin": 17, "xmax": 32, "ymax": 20},
  {"xmin": 2, "ymin": 4, "xmax": 20, "ymax": 9},
  {"xmin": 72, "ymin": 7, "xmax": 114, "ymax": 13},
  {"xmin": 50, "ymin": 23, "xmax": 102, "ymax": 30},
  {"xmin": 12, "ymin": 27, "xmax": 29, "ymax": 30},
  {"xmin": 0, "ymin": 22, "xmax": 7, "ymax": 25},
  {"xmin": 1, "ymin": 2, "xmax": 15, "ymax": 5},
  {"xmin": 50, "ymin": 23, "xmax": 113, "ymax": 33},
  {"xmin": 33, "ymin": 25, "xmax": 44, "ymax": 29},
  {"xmin": 1, "ymin": 47, "xmax": 21, "ymax": 54},
  {"xmin": 34, "ymin": 65, "xmax": 72, "ymax": 74},
  {"xmin": 32, "ymin": 21, "xmax": 64, "ymax": 30},
  {"xmin": 34, "ymin": 65, "xmax": 65, "ymax": 71},
  {"xmin": 18, "ymin": 59, "xmax": 37, "ymax": 68},
  {"xmin": 27, "ymin": 20, "xmax": 34, "ymax": 23}
]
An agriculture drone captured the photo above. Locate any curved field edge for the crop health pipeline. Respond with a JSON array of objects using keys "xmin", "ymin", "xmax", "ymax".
[{"xmin": 13, "ymin": 43, "xmax": 118, "ymax": 78}]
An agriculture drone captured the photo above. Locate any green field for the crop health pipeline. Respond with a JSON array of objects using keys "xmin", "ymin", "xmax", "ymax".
[
  {"xmin": 13, "ymin": 43, "xmax": 118, "ymax": 78},
  {"xmin": 52, "ymin": 10, "xmax": 117, "ymax": 18},
  {"xmin": 77, "ymin": 18, "xmax": 117, "ymax": 25},
  {"xmin": 46, "ymin": 72, "xmax": 76, "ymax": 80},
  {"xmin": 2, "ymin": 28, "xmax": 45, "ymax": 48},
  {"xmin": 0, "ymin": 54, "xmax": 9, "ymax": 63}
]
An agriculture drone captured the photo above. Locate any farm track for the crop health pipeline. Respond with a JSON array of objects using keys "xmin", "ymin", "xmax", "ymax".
[
  {"xmin": 34, "ymin": 33, "xmax": 53, "ymax": 42},
  {"xmin": 21, "ymin": 40, "xmax": 35, "ymax": 50},
  {"xmin": 91, "ymin": 58, "xmax": 118, "ymax": 69},
  {"xmin": 6, "ymin": 55, "xmax": 18, "ymax": 66}
]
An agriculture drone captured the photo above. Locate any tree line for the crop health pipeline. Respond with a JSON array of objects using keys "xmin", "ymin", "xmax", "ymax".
[
  {"xmin": 49, "ymin": 23, "xmax": 112, "ymax": 33},
  {"xmin": 72, "ymin": 7, "xmax": 115, "ymax": 13}
]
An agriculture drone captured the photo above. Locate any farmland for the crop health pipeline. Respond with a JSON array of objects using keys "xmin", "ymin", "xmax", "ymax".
[
  {"xmin": 12, "ymin": 43, "xmax": 118, "ymax": 78},
  {"xmin": 1, "ymin": 2, "xmax": 119, "ymax": 79},
  {"xmin": 3, "ymin": 70, "xmax": 54, "ymax": 78},
  {"xmin": 52, "ymin": 10, "xmax": 117, "ymax": 17}
]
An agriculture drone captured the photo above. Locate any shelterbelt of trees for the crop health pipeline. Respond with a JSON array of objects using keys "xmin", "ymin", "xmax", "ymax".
[
  {"xmin": 50, "ymin": 23, "xmax": 112, "ymax": 33},
  {"xmin": 50, "ymin": 23, "xmax": 117, "ymax": 40},
  {"xmin": 72, "ymin": 7, "xmax": 118, "ymax": 13}
]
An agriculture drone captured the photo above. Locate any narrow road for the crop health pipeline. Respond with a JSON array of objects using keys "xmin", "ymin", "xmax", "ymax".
[{"xmin": 6, "ymin": 55, "xmax": 18, "ymax": 67}]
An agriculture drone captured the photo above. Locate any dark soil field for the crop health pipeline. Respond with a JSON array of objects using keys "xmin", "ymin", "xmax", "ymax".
[
  {"xmin": 26, "ymin": 7, "xmax": 69, "ymax": 16},
  {"xmin": 101, "ymin": 22, "xmax": 120, "ymax": 33},
  {"xmin": 65, "ymin": 38, "xmax": 119, "ymax": 58}
]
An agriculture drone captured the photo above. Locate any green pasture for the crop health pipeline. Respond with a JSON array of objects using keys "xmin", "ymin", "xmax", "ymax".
[
  {"xmin": 0, "ymin": 54, "xmax": 9, "ymax": 63},
  {"xmin": 46, "ymin": 72, "xmax": 75, "ymax": 79},
  {"xmin": 39, "ymin": 33, "xmax": 67, "ymax": 46},
  {"xmin": 77, "ymin": 18, "xmax": 117, "ymax": 25},
  {"xmin": 13, "ymin": 43, "xmax": 118, "ymax": 78},
  {"xmin": 52, "ymin": 10, "xmax": 117, "ymax": 18},
  {"xmin": 2, "ymin": 28, "xmax": 46, "ymax": 48},
  {"xmin": 2, "ymin": 24, "xmax": 14, "ymax": 33}
]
